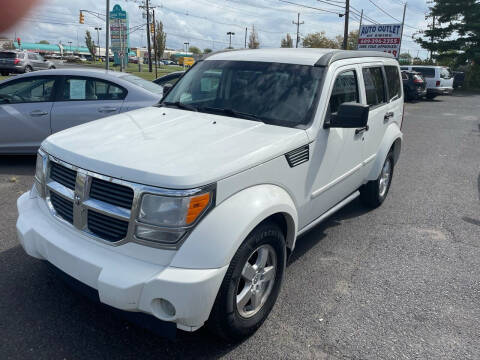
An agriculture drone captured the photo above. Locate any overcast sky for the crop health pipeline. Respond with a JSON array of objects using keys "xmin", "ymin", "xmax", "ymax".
[{"xmin": 1, "ymin": 0, "xmax": 431, "ymax": 57}]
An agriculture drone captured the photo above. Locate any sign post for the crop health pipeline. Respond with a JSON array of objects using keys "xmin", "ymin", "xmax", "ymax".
[
  {"xmin": 357, "ymin": 23, "xmax": 403, "ymax": 59},
  {"xmin": 109, "ymin": 4, "xmax": 129, "ymax": 68}
]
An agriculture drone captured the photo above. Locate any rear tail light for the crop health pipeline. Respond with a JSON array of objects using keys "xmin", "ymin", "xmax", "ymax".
[
  {"xmin": 413, "ymin": 75, "xmax": 424, "ymax": 83},
  {"xmin": 13, "ymin": 58, "xmax": 20, "ymax": 65},
  {"xmin": 436, "ymin": 80, "xmax": 441, "ymax": 87}
]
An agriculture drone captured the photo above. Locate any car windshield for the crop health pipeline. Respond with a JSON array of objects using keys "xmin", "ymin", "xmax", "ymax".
[
  {"xmin": 161, "ymin": 60, "xmax": 325, "ymax": 128},
  {"xmin": 120, "ymin": 74, "xmax": 163, "ymax": 95}
]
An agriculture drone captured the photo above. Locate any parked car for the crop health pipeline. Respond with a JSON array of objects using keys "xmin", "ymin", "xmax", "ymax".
[
  {"xmin": 0, "ymin": 68, "xmax": 163, "ymax": 154},
  {"xmin": 400, "ymin": 65, "xmax": 453, "ymax": 99},
  {"xmin": 401, "ymin": 70, "xmax": 427, "ymax": 101},
  {"xmin": 0, "ymin": 50, "xmax": 56, "ymax": 75},
  {"xmin": 452, "ymin": 71, "xmax": 465, "ymax": 88},
  {"xmin": 153, "ymin": 71, "xmax": 185, "ymax": 87},
  {"xmin": 17, "ymin": 49, "xmax": 403, "ymax": 341}
]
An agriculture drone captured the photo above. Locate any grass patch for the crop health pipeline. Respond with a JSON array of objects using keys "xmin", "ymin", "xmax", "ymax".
[{"xmin": 82, "ymin": 62, "xmax": 184, "ymax": 81}]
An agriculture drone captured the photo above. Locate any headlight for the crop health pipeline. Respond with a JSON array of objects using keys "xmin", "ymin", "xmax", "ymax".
[
  {"xmin": 34, "ymin": 149, "xmax": 47, "ymax": 198},
  {"xmin": 135, "ymin": 189, "xmax": 214, "ymax": 246}
]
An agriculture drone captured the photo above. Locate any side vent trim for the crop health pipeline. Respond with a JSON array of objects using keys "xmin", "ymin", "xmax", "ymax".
[{"xmin": 285, "ymin": 145, "xmax": 310, "ymax": 168}]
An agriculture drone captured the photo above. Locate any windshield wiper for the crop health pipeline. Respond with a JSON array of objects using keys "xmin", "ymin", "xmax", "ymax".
[
  {"xmin": 162, "ymin": 101, "xmax": 198, "ymax": 112},
  {"xmin": 198, "ymin": 106, "xmax": 264, "ymax": 122}
]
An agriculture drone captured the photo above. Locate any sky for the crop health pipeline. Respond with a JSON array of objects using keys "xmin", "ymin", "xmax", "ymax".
[{"xmin": 0, "ymin": 0, "xmax": 431, "ymax": 58}]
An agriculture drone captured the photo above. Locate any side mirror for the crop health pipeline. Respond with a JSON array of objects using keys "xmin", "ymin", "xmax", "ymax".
[
  {"xmin": 162, "ymin": 83, "xmax": 173, "ymax": 95},
  {"xmin": 325, "ymin": 102, "xmax": 369, "ymax": 129}
]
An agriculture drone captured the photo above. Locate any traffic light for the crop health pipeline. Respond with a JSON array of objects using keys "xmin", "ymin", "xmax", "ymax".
[
  {"xmin": 79, "ymin": 11, "xmax": 84, "ymax": 24},
  {"xmin": 150, "ymin": 23, "xmax": 155, "ymax": 34}
]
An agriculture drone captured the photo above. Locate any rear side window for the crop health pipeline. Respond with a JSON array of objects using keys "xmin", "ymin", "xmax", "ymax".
[
  {"xmin": 62, "ymin": 77, "xmax": 127, "ymax": 101},
  {"xmin": 412, "ymin": 67, "xmax": 435, "ymax": 78},
  {"xmin": 27, "ymin": 53, "xmax": 36, "ymax": 60},
  {"xmin": 0, "ymin": 77, "xmax": 55, "ymax": 103},
  {"xmin": 329, "ymin": 70, "xmax": 359, "ymax": 113},
  {"xmin": 440, "ymin": 68, "xmax": 451, "ymax": 79},
  {"xmin": 362, "ymin": 67, "xmax": 386, "ymax": 107},
  {"xmin": 0, "ymin": 52, "xmax": 16, "ymax": 59},
  {"xmin": 384, "ymin": 66, "xmax": 402, "ymax": 101},
  {"xmin": 401, "ymin": 72, "xmax": 408, "ymax": 80}
]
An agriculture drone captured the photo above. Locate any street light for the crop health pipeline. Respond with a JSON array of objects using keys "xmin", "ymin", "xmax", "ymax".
[
  {"xmin": 94, "ymin": 27, "xmax": 102, "ymax": 62},
  {"xmin": 227, "ymin": 31, "xmax": 235, "ymax": 49},
  {"xmin": 183, "ymin": 42, "xmax": 189, "ymax": 70}
]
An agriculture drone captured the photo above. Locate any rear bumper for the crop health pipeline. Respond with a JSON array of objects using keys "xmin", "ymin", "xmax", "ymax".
[
  {"xmin": 428, "ymin": 87, "xmax": 453, "ymax": 96},
  {"xmin": 0, "ymin": 65, "xmax": 23, "ymax": 72},
  {"xmin": 16, "ymin": 191, "xmax": 228, "ymax": 332}
]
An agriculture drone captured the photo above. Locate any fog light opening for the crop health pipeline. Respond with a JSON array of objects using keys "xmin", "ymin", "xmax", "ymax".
[{"xmin": 151, "ymin": 298, "xmax": 176, "ymax": 320}]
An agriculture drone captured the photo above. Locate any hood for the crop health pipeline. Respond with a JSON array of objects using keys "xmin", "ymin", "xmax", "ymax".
[{"xmin": 42, "ymin": 107, "xmax": 309, "ymax": 189}]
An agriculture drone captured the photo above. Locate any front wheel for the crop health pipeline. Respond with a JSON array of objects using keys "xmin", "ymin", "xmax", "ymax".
[
  {"xmin": 208, "ymin": 221, "xmax": 286, "ymax": 341},
  {"xmin": 360, "ymin": 151, "xmax": 394, "ymax": 208},
  {"xmin": 24, "ymin": 66, "xmax": 32, "ymax": 73}
]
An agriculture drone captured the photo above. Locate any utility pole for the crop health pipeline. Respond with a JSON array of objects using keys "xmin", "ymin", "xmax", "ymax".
[
  {"xmin": 106, "ymin": 0, "xmax": 110, "ymax": 70},
  {"xmin": 397, "ymin": 3, "xmax": 407, "ymax": 59},
  {"xmin": 292, "ymin": 13, "xmax": 304, "ymax": 48},
  {"xmin": 152, "ymin": 9, "xmax": 158, "ymax": 79},
  {"xmin": 227, "ymin": 31, "xmax": 235, "ymax": 49},
  {"xmin": 244, "ymin": 27, "xmax": 247, "ymax": 48},
  {"xmin": 139, "ymin": 0, "xmax": 153, "ymax": 72},
  {"xmin": 430, "ymin": 15, "xmax": 435, "ymax": 61},
  {"xmin": 342, "ymin": 0, "xmax": 350, "ymax": 50},
  {"xmin": 357, "ymin": 9, "xmax": 363, "ymax": 49},
  {"xmin": 95, "ymin": 27, "xmax": 102, "ymax": 62}
]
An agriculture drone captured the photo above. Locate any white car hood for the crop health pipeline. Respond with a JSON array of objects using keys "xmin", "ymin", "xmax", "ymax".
[{"xmin": 43, "ymin": 107, "xmax": 309, "ymax": 188}]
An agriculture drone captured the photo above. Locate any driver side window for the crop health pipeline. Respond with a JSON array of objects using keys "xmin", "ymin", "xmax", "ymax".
[
  {"xmin": 329, "ymin": 70, "xmax": 359, "ymax": 114},
  {"xmin": 0, "ymin": 77, "xmax": 56, "ymax": 104}
]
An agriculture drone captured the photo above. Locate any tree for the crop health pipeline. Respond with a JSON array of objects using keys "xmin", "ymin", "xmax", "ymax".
[
  {"xmin": 248, "ymin": 25, "xmax": 260, "ymax": 49},
  {"xmin": 302, "ymin": 31, "xmax": 338, "ymax": 49},
  {"xmin": 203, "ymin": 48, "xmax": 213, "ymax": 54},
  {"xmin": 153, "ymin": 20, "xmax": 166, "ymax": 61},
  {"xmin": 415, "ymin": 0, "xmax": 480, "ymax": 65},
  {"xmin": 85, "ymin": 30, "xmax": 96, "ymax": 60},
  {"xmin": 38, "ymin": 40, "xmax": 49, "ymax": 44},
  {"xmin": 334, "ymin": 30, "xmax": 359, "ymax": 50},
  {"xmin": 281, "ymin": 33, "xmax": 293, "ymax": 48},
  {"xmin": 188, "ymin": 46, "xmax": 201, "ymax": 55}
]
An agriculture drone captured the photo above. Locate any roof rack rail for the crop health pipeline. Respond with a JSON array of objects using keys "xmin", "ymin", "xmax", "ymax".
[{"xmin": 315, "ymin": 50, "xmax": 394, "ymax": 67}]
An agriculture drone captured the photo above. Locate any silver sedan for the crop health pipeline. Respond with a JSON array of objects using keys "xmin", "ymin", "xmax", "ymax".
[{"xmin": 0, "ymin": 69, "xmax": 164, "ymax": 154}]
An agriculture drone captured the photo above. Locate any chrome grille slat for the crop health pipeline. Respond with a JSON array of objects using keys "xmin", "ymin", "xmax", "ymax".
[
  {"xmin": 90, "ymin": 177, "xmax": 134, "ymax": 209},
  {"xmin": 87, "ymin": 210, "xmax": 129, "ymax": 242},
  {"xmin": 50, "ymin": 162, "xmax": 76, "ymax": 190}
]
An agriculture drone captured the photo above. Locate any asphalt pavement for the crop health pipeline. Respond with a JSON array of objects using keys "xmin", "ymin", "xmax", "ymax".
[{"xmin": 0, "ymin": 93, "xmax": 479, "ymax": 359}]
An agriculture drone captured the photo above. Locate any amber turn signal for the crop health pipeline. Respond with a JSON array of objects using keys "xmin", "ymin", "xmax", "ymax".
[{"xmin": 186, "ymin": 193, "xmax": 211, "ymax": 224}]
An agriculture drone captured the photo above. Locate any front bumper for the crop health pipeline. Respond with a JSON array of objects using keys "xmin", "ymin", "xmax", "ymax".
[{"xmin": 16, "ymin": 191, "xmax": 228, "ymax": 332}]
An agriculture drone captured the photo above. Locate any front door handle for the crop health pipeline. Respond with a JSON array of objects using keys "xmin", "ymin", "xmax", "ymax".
[
  {"xmin": 355, "ymin": 125, "xmax": 369, "ymax": 135},
  {"xmin": 384, "ymin": 112, "xmax": 394, "ymax": 121},
  {"xmin": 29, "ymin": 110, "xmax": 48, "ymax": 117},
  {"xmin": 98, "ymin": 106, "xmax": 118, "ymax": 113}
]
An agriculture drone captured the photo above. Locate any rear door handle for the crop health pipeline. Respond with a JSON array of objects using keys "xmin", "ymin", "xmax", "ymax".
[
  {"xmin": 355, "ymin": 125, "xmax": 369, "ymax": 135},
  {"xmin": 98, "ymin": 106, "xmax": 118, "ymax": 113},
  {"xmin": 29, "ymin": 110, "xmax": 48, "ymax": 117},
  {"xmin": 384, "ymin": 112, "xmax": 394, "ymax": 121}
]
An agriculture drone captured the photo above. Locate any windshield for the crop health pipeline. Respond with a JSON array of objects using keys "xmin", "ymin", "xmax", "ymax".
[
  {"xmin": 120, "ymin": 74, "xmax": 163, "ymax": 95},
  {"xmin": 162, "ymin": 60, "xmax": 324, "ymax": 128}
]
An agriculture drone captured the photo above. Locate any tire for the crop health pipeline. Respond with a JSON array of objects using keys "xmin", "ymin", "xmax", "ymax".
[
  {"xmin": 426, "ymin": 93, "xmax": 436, "ymax": 100},
  {"xmin": 360, "ymin": 151, "xmax": 394, "ymax": 208},
  {"xmin": 49, "ymin": 66, "xmax": 56, "ymax": 70},
  {"xmin": 24, "ymin": 66, "xmax": 33, "ymax": 73},
  {"xmin": 208, "ymin": 221, "xmax": 286, "ymax": 341},
  {"xmin": 0, "ymin": 71, "xmax": 8, "ymax": 76}
]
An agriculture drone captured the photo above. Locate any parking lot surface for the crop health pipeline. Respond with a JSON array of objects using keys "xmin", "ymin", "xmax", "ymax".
[{"xmin": 1, "ymin": 93, "xmax": 479, "ymax": 359}]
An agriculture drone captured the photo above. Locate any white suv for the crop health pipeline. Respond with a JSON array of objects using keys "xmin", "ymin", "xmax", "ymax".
[
  {"xmin": 17, "ymin": 49, "xmax": 403, "ymax": 341},
  {"xmin": 400, "ymin": 65, "xmax": 454, "ymax": 99}
]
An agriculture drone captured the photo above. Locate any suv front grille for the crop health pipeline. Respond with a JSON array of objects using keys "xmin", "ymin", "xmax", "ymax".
[
  {"xmin": 46, "ymin": 160, "xmax": 134, "ymax": 244},
  {"xmin": 50, "ymin": 192, "xmax": 74, "ymax": 224},
  {"xmin": 87, "ymin": 210, "xmax": 129, "ymax": 242},
  {"xmin": 90, "ymin": 177, "xmax": 134, "ymax": 209}
]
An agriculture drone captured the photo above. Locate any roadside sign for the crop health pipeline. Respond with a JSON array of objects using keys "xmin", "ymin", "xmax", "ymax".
[
  {"xmin": 357, "ymin": 24, "xmax": 403, "ymax": 58},
  {"xmin": 109, "ymin": 4, "xmax": 129, "ymax": 66}
]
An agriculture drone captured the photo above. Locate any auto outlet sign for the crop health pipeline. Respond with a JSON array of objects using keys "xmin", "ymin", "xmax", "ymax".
[{"xmin": 357, "ymin": 24, "xmax": 403, "ymax": 58}]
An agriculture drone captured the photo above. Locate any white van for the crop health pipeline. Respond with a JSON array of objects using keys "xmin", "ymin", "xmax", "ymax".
[
  {"xmin": 17, "ymin": 49, "xmax": 403, "ymax": 341},
  {"xmin": 400, "ymin": 65, "xmax": 453, "ymax": 99}
]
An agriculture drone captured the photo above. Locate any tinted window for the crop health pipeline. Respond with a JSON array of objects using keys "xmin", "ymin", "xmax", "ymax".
[
  {"xmin": 401, "ymin": 72, "xmax": 409, "ymax": 80},
  {"xmin": 0, "ymin": 77, "xmax": 55, "ymax": 103},
  {"xmin": 0, "ymin": 52, "xmax": 16, "ymax": 59},
  {"xmin": 362, "ymin": 67, "xmax": 387, "ymax": 107},
  {"xmin": 440, "ymin": 68, "xmax": 451, "ymax": 79},
  {"xmin": 155, "ymin": 73, "xmax": 183, "ymax": 87},
  {"xmin": 412, "ymin": 67, "xmax": 435, "ymax": 78},
  {"xmin": 163, "ymin": 60, "xmax": 325, "ymax": 128},
  {"xmin": 329, "ymin": 70, "xmax": 359, "ymax": 113},
  {"xmin": 62, "ymin": 77, "xmax": 127, "ymax": 101},
  {"xmin": 384, "ymin": 66, "xmax": 402, "ymax": 101}
]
